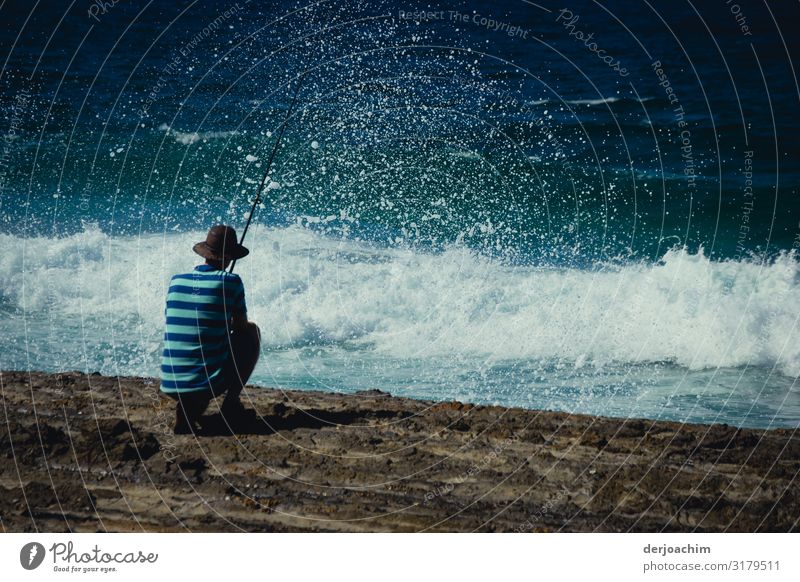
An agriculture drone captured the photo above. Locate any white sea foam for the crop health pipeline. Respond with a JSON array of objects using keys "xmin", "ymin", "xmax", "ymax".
[
  {"xmin": 2, "ymin": 225, "xmax": 799, "ymax": 379},
  {"xmin": 449, "ymin": 150, "xmax": 481, "ymax": 159},
  {"xmin": 526, "ymin": 96, "xmax": 654, "ymax": 107},
  {"xmin": 567, "ymin": 97, "xmax": 621, "ymax": 106},
  {"xmin": 158, "ymin": 123, "xmax": 237, "ymax": 145}
]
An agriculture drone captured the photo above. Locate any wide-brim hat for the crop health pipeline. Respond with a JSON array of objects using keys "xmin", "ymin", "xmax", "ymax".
[{"xmin": 193, "ymin": 224, "xmax": 249, "ymax": 261}]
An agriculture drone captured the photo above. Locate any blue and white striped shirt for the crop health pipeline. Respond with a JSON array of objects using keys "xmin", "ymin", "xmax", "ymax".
[{"xmin": 160, "ymin": 264, "xmax": 247, "ymax": 394}]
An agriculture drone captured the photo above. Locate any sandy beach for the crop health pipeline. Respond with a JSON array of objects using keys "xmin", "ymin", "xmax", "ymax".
[{"xmin": 0, "ymin": 370, "xmax": 797, "ymax": 532}]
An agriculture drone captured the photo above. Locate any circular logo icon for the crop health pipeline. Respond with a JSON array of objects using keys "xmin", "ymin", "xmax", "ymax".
[{"xmin": 20, "ymin": 542, "xmax": 46, "ymax": 570}]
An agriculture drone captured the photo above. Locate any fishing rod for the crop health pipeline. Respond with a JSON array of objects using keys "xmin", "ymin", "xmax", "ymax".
[{"xmin": 229, "ymin": 73, "xmax": 306, "ymax": 273}]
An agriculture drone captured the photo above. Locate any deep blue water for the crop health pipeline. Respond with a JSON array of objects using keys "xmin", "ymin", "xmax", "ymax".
[{"xmin": 1, "ymin": 0, "xmax": 799, "ymax": 428}]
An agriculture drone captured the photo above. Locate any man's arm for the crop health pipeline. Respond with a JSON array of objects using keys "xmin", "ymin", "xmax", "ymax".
[
  {"xmin": 230, "ymin": 277, "xmax": 249, "ymax": 332},
  {"xmin": 231, "ymin": 310, "xmax": 249, "ymax": 332}
]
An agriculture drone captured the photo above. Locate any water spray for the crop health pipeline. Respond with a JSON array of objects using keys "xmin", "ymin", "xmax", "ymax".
[{"xmin": 229, "ymin": 73, "xmax": 306, "ymax": 273}]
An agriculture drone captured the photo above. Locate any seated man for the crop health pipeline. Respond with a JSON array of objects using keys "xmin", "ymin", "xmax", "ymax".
[{"xmin": 160, "ymin": 224, "xmax": 260, "ymax": 434}]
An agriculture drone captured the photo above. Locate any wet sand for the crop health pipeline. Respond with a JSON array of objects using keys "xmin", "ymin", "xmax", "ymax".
[{"xmin": 0, "ymin": 370, "xmax": 797, "ymax": 532}]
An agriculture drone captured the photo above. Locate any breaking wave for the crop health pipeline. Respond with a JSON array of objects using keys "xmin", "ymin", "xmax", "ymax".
[{"xmin": 2, "ymin": 224, "xmax": 799, "ymax": 378}]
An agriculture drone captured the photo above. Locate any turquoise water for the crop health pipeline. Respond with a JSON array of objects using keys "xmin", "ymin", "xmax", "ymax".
[{"xmin": 1, "ymin": 0, "xmax": 799, "ymax": 428}]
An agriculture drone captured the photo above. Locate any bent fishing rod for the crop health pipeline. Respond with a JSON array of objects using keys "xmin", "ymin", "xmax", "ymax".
[{"xmin": 229, "ymin": 73, "xmax": 305, "ymax": 273}]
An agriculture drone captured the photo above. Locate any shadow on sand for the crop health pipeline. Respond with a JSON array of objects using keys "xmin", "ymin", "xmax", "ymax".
[{"xmin": 196, "ymin": 406, "xmax": 390, "ymax": 436}]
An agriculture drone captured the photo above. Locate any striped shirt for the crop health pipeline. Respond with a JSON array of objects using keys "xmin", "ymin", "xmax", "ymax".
[{"xmin": 160, "ymin": 264, "xmax": 248, "ymax": 394}]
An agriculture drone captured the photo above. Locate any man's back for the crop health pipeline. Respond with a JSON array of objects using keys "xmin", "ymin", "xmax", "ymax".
[{"xmin": 160, "ymin": 264, "xmax": 247, "ymax": 394}]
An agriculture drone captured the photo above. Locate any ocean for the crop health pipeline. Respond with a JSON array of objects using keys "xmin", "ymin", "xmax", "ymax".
[{"xmin": 1, "ymin": 0, "xmax": 798, "ymax": 428}]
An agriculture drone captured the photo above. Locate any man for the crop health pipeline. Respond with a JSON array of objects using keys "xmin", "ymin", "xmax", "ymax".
[{"xmin": 160, "ymin": 225, "xmax": 261, "ymax": 434}]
